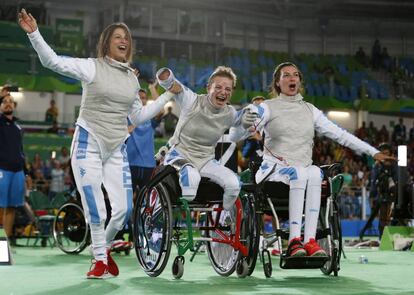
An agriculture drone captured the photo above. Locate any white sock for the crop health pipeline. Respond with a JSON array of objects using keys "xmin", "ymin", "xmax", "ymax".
[
  {"xmin": 105, "ymin": 220, "xmax": 123, "ymax": 248},
  {"xmin": 288, "ymin": 186, "xmax": 305, "ymax": 242},
  {"xmin": 304, "ymin": 182, "xmax": 321, "ymax": 243},
  {"xmin": 89, "ymin": 223, "xmax": 107, "ymax": 263}
]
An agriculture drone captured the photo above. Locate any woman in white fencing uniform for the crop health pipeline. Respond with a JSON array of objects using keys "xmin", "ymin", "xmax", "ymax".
[
  {"xmin": 18, "ymin": 9, "xmax": 175, "ymax": 278},
  {"xmin": 157, "ymin": 66, "xmax": 256, "ymax": 211},
  {"xmin": 251, "ymin": 62, "xmax": 393, "ymax": 257}
]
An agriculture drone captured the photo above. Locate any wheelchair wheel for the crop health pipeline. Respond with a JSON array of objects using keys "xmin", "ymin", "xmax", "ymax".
[
  {"xmin": 240, "ymin": 195, "xmax": 260, "ymax": 276},
  {"xmin": 133, "ymin": 182, "xmax": 173, "ymax": 277},
  {"xmin": 205, "ymin": 205, "xmax": 239, "ymax": 276},
  {"xmin": 53, "ymin": 202, "xmax": 90, "ymax": 254},
  {"xmin": 319, "ymin": 199, "xmax": 342, "ymax": 276}
]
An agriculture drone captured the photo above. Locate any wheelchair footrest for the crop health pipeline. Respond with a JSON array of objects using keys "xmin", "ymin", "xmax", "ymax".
[{"xmin": 280, "ymin": 255, "xmax": 329, "ymax": 269}]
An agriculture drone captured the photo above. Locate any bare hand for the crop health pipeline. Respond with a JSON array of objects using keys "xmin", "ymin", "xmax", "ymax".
[
  {"xmin": 168, "ymin": 81, "xmax": 182, "ymax": 94},
  {"xmin": 373, "ymin": 152, "xmax": 396, "ymax": 162},
  {"xmin": 149, "ymin": 80, "xmax": 158, "ymax": 89},
  {"xmin": 18, "ymin": 9, "xmax": 38, "ymax": 33}
]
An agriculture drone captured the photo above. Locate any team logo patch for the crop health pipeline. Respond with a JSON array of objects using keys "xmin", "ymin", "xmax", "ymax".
[{"xmin": 79, "ymin": 167, "xmax": 86, "ymax": 178}]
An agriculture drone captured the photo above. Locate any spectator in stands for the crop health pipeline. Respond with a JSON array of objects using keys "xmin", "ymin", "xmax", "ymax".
[
  {"xmin": 371, "ymin": 39, "xmax": 382, "ymax": 70},
  {"xmin": 0, "ymin": 94, "xmax": 26, "ymax": 246},
  {"xmin": 58, "ymin": 146, "xmax": 70, "ymax": 169},
  {"xmin": 45, "ymin": 99, "xmax": 59, "ymax": 123},
  {"xmin": 48, "ymin": 160, "xmax": 65, "ymax": 201},
  {"xmin": 162, "ymin": 106, "xmax": 178, "ymax": 137},
  {"xmin": 392, "ymin": 117, "xmax": 406, "ymax": 145},
  {"xmin": 367, "ymin": 121, "xmax": 378, "ymax": 145},
  {"xmin": 409, "ymin": 122, "xmax": 414, "ymax": 144},
  {"xmin": 378, "ymin": 124, "xmax": 390, "ymax": 143},
  {"xmin": 250, "ymin": 62, "xmax": 394, "ymax": 257},
  {"xmin": 355, "ymin": 121, "xmax": 368, "ymax": 141},
  {"xmin": 29, "ymin": 153, "xmax": 45, "ymax": 178},
  {"xmin": 32, "ymin": 168, "xmax": 49, "ymax": 195},
  {"xmin": 355, "ymin": 47, "xmax": 368, "ymax": 66},
  {"xmin": 19, "ymin": 8, "xmax": 174, "ymax": 279}
]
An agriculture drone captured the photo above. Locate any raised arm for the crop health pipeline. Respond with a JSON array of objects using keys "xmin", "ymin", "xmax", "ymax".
[
  {"xmin": 313, "ymin": 105, "xmax": 394, "ymax": 162},
  {"xmin": 18, "ymin": 9, "xmax": 95, "ymax": 83},
  {"xmin": 156, "ymin": 67, "xmax": 197, "ymax": 112},
  {"xmin": 129, "ymin": 91, "xmax": 174, "ymax": 126}
]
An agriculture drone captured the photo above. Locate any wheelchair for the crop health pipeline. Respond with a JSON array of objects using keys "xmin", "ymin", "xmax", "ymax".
[
  {"xmin": 133, "ymin": 164, "xmax": 258, "ymax": 279},
  {"xmin": 53, "ymin": 187, "xmax": 132, "ymax": 255},
  {"xmin": 242, "ymin": 163, "xmax": 344, "ymax": 277},
  {"xmin": 53, "ymin": 189, "xmax": 91, "ymax": 254}
]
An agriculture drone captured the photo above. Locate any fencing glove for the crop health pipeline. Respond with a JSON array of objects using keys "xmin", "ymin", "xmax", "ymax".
[
  {"xmin": 156, "ymin": 67, "xmax": 175, "ymax": 90},
  {"xmin": 155, "ymin": 145, "xmax": 169, "ymax": 162},
  {"xmin": 241, "ymin": 110, "xmax": 258, "ymax": 129}
]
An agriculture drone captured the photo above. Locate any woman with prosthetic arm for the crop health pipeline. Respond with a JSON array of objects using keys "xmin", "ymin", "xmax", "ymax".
[
  {"xmin": 242, "ymin": 62, "xmax": 394, "ymax": 257},
  {"xmin": 18, "ymin": 9, "xmax": 174, "ymax": 278},
  {"xmin": 155, "ymin": 66, "xmax": 257, "ymax": 212}
]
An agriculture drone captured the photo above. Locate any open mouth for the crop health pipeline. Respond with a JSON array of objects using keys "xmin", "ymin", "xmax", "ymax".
[
  {"xmin": 118, "ymin": 45, "xmax": 127, "ymax": 52},
  {"xmin": 216, "ymin": 95, "xmax": 226, "ymax": 103},
  {"xmin": 289, "ymin": 83, "xmax": 296, "ymax": 91}
]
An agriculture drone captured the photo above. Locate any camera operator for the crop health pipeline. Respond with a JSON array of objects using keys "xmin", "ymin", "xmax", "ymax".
[{"xmin": 360, "ymin": 143, "xmax": 397, "ymax": 240}]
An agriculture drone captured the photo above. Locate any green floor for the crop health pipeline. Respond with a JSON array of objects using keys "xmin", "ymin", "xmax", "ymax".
[{"xmin": 2, "ymin": 244, "xmax": 414, "ymax": 295}]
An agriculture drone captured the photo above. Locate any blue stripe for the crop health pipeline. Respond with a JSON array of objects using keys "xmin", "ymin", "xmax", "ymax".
[
  {"xmin": 257, "ymin": 105, "xmax": 265, "ymax": 118},
  {"xmin": 236, "ymin": 109, "xmax": 243, "ymax": 120},
  {"xmin": 76, "ymin": 127, "xmax": 89, "ymax": 159},
  {"xmin": 180, "ymin": 166, "xmax": 189, "ymax": 187},
  {"xmin": 320, "ymin": 169, "xmax": 324, "ymax": 180},
  {"xmin": 166, "ymin": 149, "xmax": 179, "ymax": 163},
  {"xmin": 260, "ymin": 162, "xmax": 269, "ymax": 171},
  {"xmin": 237, "ymin": 174, "xmax": 242, "ymax": 189},
  {"xmin": 123, "ymin": 188, "xmax": 133, "ymax": 224},
  {"xmin": 279, "ymin": 167, "xmax": 298, "ymax": 181},
  {"xmin": 83, "ymin": 185, "xmax": 100, "ymax": 224}
]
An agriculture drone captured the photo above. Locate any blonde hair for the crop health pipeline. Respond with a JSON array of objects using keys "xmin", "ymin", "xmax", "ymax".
[
  {"xmin": 97, "ymin": 23, "xmax": 133, "ymax": 63},
  {"xmin": 270, "ymin": 62, "xmax": 304, "ymax": 97},
  {"xmin": 207, "ymin": 66, "xmax": 237, "ymax": 88}
]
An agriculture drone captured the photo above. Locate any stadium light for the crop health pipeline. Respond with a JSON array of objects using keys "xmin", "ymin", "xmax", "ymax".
[
  {"xmin": 327, "ymin": 111, "xmax": 350, "ymax": 119},
  {"xmin": 398, "ymin": 145, "xmax": 407, "ymax": 167}
]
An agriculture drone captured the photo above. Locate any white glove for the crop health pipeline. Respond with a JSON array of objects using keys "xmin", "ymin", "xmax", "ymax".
[
  {"xmin": 156, "ymin": 67, "xmax": 175, "ymax": 90},
  {"xmin": 155, "ymin": 145, "xmax": 169, "ymax": 162},
  {"xmin": 241, "ymin": 110, "xmax": 258, "ymax": 129}
]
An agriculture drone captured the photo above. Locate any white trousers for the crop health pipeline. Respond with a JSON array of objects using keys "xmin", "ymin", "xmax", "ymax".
[
  {"xmin": 164, "ymin": 149, "xmax": 241, "ymax": 210},
  {"xmin": 256, "ymin": 160, "xmax": 323, "ymax": 243},
  {"xmin": 71, "ymin": 126, "xmax": 133, "ymax": 261}
]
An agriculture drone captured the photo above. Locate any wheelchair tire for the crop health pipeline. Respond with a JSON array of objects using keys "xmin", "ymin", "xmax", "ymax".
[
  {"xmin": 240, "ymin": 194, "xmax": 260, "ymax": 276},
  {"xmin": 319, "ymin": 199, "xmax": 342, "ymax": 276},
  {"xmin": 53, "ymin": 202, "xmax": 90, "ymax": 254},
  {"xmin": 205, "ymin": 205, "xmax": 239, "ymax": 277},
  {"xmin": 133, "ymin": 182, "xmax": 173, "ymax": 277}
]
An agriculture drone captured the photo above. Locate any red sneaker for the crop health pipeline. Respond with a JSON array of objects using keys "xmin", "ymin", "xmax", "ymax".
[
  {"xmin": 271, "ymin": 249, "xmax": 280, "ymax": 256},
  {"xmin": 107, "ymin": 250, "xmax": 119, "ymax": 276},
  {"xmin": 86, "ymin": 260, "xmax": 111, "ymax": 279},
  {"xmin": 304, "ymin": 238, "xmax": 327, "ymax": 257},
  {"xmin": 287, "ymin": 237, "xmax": 306, "ymax": 257}
]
